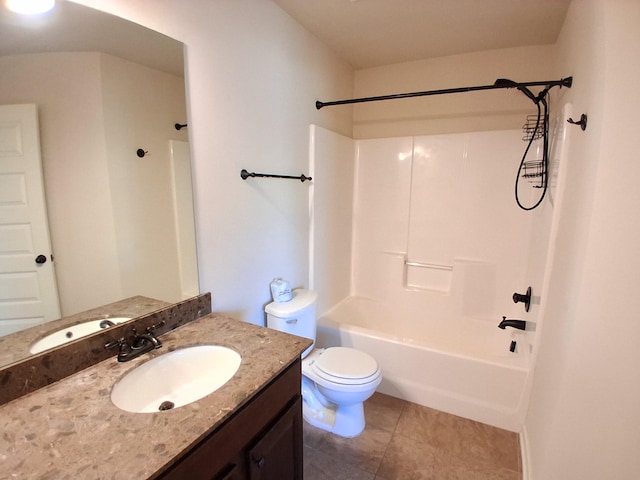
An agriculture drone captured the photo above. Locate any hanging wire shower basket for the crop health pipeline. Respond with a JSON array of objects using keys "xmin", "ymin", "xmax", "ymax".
[
  {"xmin": 522, "ymin": 114, "xmax": 544, "ymax": 141},
  {"xmin": 520, "ymin": 115, "xmax": 546, "ymax": 185},
  {"xmin": 521, "ymin": 160, "xmax": 545, "ymax": 179}
]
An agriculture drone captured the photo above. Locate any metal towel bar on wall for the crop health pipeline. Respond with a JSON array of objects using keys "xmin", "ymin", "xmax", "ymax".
[{"xmin": 240, "ymin": 169, "xmax": 312, "ymax": 183}]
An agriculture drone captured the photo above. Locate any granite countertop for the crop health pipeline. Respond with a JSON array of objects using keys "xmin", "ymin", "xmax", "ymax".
[{"xmin": 0, "ymin": 313, "xmax": 311, "ymax": 479}]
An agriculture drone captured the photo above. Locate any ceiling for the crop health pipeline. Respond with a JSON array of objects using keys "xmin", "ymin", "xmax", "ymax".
[
  {"xmin": 0, "ymin": 0, "xmax": 184, "ymax": 76},
  {"xmin": 0, "ymin": 0, "xmax": 571, "ymax": 76},
  {"xmin": 272, "ymin": 0, "xmax": 572, "ymax": 69}
]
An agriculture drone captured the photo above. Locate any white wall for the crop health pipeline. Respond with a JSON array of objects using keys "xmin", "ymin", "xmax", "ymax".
[
  {"xmin": 71, "ymin": 0, "xmax": 354, "ymax": 325},
  {"xmin": 353, "ymin": 45, "xmax": 557, "ymax": 139},
  {"xmin": 524, "ymin": 0, "xmax": 640, "ymax": 478}
]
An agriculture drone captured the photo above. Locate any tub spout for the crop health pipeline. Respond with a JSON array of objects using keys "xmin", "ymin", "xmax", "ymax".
[{"xmin": 498, "ymin": 316, "xmax": 526, "ymax": 330}]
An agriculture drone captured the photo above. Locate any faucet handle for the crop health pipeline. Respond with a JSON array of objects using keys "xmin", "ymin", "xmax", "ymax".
[
  {"xmin": 146, "ymin": 320, "xmax": 166, "ymax": 334},
  {"xmin": 105, "ymin": 338, "xmax": 125, "ymax": 350},
  {"xmin": 512, "ymin": 286, "xmax": 532, "ymax": 312}
]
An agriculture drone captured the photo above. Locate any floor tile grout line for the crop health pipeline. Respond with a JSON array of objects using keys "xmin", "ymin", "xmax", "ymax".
[{"xmin": 371, "ymin": 397, "xmax": 410, "ymax": 477}]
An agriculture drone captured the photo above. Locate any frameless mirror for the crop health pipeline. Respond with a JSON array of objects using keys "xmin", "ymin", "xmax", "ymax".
[{"xmin": 0, "ymin": 0, "xmax": 199, "ymax": 367}]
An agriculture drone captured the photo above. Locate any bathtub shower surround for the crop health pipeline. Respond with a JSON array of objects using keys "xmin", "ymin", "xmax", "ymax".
[
  {"xmin": 310, "ymin": 123, "xmax": 569, "ymax": 431},
  {"xmin": 353, "ymin": 130, "xmax": 539, "ymax": 430},
  {"xmin": 353, "ymin": 130, "xmax": 537, "ymax": 323}
]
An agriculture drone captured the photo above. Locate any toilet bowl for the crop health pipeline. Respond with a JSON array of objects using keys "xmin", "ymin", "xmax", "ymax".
[
  {"xmin": 301, "ymin": 347, "xmax": 381, "ymax": 437},
  {"xmin": 265, "ymin": 289, "xmax": 382, "ymax": 438}
]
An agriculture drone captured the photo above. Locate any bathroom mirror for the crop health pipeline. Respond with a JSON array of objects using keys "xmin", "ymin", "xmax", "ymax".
[{"xmin": 0, "ymin": 1, "xmax": 199, "ymax": 367}]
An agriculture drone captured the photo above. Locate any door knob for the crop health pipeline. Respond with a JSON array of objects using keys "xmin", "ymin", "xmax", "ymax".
[{"xmin": 35, "ymin": 254, "xmax": 47, "ymax": 264}]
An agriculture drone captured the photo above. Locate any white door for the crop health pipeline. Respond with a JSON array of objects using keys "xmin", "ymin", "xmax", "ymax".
[{"xmin": 0, "ymin": 104, "xmax": 60, "ymax": 336}]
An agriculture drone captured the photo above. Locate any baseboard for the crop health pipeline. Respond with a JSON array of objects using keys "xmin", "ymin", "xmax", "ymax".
[{"xmin": 520, "ymin": 424, "xmax": 531, "ymax": 480}]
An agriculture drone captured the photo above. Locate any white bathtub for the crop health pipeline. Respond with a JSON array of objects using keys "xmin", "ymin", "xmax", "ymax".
[{"xmin": 315, "ymin": 296, "xmax": 530, "ymax": 432}]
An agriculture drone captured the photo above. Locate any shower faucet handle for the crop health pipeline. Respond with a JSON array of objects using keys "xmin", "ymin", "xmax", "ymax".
[{"xmin": 512, "ymin": 286, "xmax": 531, "ymax": 312}]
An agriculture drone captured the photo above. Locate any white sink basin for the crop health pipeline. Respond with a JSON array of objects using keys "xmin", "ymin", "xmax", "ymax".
[
  {"xmin": 110, "ymin": 345, "xmax": 242, "ymax": 413},
  {"xmin": 29, "ymin": 317, "xmax": 131, "ymax": 354}
]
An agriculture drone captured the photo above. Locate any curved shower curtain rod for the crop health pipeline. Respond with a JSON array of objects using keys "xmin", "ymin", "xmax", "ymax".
[{"xmin": 315, "ymin": 77, "xmax": 572, "ymax": 109}]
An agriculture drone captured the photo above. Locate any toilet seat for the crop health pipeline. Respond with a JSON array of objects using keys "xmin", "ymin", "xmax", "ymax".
[{"xmin": 306, "ymin": 347, "xmax": 381, "ymax": 386}]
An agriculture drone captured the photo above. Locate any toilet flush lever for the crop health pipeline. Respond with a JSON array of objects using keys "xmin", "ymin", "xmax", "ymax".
[{"xmin": 286, "ymin": 318, "xmax": 298, "ymax": 324}]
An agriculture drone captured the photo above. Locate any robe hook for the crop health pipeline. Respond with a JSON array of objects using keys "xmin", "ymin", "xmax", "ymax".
[{"xmin": 567, "ymin": 113, "xmax": 587, "ymax": 131}]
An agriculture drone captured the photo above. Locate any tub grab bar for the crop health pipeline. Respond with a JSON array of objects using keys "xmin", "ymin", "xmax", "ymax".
[{"xmin": 404, "ymin": 260, "xmax": 453, "ymax": 271}]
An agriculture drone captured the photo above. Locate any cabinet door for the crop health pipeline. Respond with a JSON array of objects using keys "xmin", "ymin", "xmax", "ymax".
[{"xmin": 248, "ymin": 397, "xmax": 303, "ymax": 480}]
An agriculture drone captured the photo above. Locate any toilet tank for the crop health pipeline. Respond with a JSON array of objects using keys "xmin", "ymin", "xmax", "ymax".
[{"xmin": 265, "ymin": 289, "xmax": 317, "ymax": 357}]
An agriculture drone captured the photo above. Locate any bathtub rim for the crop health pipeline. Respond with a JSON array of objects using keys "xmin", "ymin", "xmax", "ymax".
[{"xmin": 318, "ymin": 297, "xmax": 531, "ymax": 372}]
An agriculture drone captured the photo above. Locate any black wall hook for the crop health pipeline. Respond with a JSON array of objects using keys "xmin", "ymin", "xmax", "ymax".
[
  {"xmin": 175, "ymin": 123, "xmax": 188, "ymax": 130},
  {"xmin": 136, "ymin": 149, "xmax": 148, "ymax": 158},
  {"xmin": 567, "ymin": 113, "xmax": 587, "ymax": 131}
]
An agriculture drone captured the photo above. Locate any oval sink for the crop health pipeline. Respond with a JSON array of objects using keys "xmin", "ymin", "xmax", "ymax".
[
  {"xmin": 110, "ymin": 345, "xmax": 241, "ymax": 413},
  {"xmin": 29, "ymin": 317, "xmax": 131, "ymax": 354}
]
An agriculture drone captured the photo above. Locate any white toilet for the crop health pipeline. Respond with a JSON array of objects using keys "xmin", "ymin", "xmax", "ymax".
[{"xmin": 265, "ymin": 289, "xmax": 381, "ymax": 438}]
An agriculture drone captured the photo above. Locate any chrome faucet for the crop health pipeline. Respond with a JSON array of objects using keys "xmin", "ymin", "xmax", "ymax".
[
  {"xmin": 105, "ymin": 321, "xmax": 166, "ymax": 362},
  {"xmin": 498, "ymin": 316, "xmax": 526, "ymax": 330}
]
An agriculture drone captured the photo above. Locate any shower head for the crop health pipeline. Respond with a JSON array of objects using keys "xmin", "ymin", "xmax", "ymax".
[
  {"xmin": 493, "ymin": 78, "xmax": 518, "ymax": 88},
  {"xmin": 494, "ymin": 78, "xmax": 537, "ymax": 103}
]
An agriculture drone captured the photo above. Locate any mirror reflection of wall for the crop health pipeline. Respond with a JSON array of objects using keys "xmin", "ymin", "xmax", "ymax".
[{"xmin": 0, "ymin": 1, "xmax": 199, "ymax": 337}]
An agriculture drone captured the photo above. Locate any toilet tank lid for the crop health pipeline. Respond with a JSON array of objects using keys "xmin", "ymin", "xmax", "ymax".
[{"xmin": 265, "ymin": 289, "xmax": 318, "ymax": 318}]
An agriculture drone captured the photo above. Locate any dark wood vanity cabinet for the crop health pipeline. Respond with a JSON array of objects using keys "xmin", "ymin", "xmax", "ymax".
[{"xmin": 157, "ymin": 359, "xmax": 303, "ymax": 480}]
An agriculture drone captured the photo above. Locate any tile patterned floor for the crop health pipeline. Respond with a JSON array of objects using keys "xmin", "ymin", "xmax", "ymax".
[{"xmin": 303, "ymin": 393, "xmax": 522, "ymax": 480}]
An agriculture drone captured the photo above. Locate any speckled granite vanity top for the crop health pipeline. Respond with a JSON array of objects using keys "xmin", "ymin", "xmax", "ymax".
[{"xmin": 0, "ymin": 313, "xmax": 311, "ymax": 479}]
